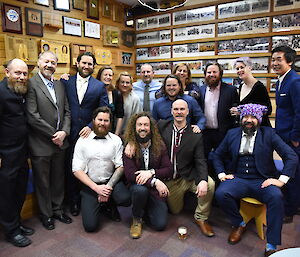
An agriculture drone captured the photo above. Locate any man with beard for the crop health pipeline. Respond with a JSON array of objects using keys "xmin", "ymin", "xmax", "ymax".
[
  {"xmin": 123, "ymin": 112, "xmax": 172, "ymax": 239},
  {"xmin": 213, "ymin": 104, "xmax": 298, "ymax": 257},
  {"xmin": 72, "ymin": 107, "xmax": 131, "ymax": 232},
  {"xmin": 199, "ymin": 63, "xmax": 238, "ymax": 170},
  {"xmin": 27, "ymin": 51, "xmax": 72, "ymax": 230},
  {"xmin": 61, "ymin": 52, "xmax": 108, "ymax": 216},
  {"xmin": 0, "ymin": 59, "xmax": 34, "ymax": 247}
]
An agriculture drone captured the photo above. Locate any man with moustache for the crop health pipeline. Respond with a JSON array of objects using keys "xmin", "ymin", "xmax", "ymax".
[
  {"xmin": 133, "ymin": 64, "xmax": 161, "ymax": 112},
  {"xmin": 199, "ymin": 63, "xmax": 239, "ymax": 163},
  {"xmin": 123, "ymin": 112, "xmax": 172, "ymax": 239},
  {"xmin": 27, "ymin": 51, "xmax": 72, "ymax": 230},
  {"xmin": 271, "ymin": 45, "xmax": 300, "ymax": 223},
  {"xmin": 0, "ymin": 59, "xmax": 34, "ymax": 247},
  {"xmin": 72, "ymin": 107, "xmax": 131, "ymax": 232},
  {"xmin": 61, "ymin": 52, "xmax": 108, "ymax": 216},
  {"xmin": 213, "ymin": 104, "xmax": 298, "ymax": 256}
]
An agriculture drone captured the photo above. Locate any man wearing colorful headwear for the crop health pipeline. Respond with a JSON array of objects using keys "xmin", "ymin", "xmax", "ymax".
[{"xmin": 213, "ymin": 103, "xmax": 298, "ymax": 257}]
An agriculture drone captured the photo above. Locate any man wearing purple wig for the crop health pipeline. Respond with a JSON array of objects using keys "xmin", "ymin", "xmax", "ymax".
[{"xmin": 213, "ymin": 103, "xmax": 298, "ymax": 257}]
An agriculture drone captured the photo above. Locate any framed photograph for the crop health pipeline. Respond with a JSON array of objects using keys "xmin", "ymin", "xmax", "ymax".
[
  {"xmin": 173, "ymin": 6, "xmax": 215, "ymax": 25},
  {"xmin": 34, "ymin": 0, "xmax": 49, "ymax": 6},
  {"xmin": 54, "ymin": 0, "xmax": 70, "ymax": 11},
  {"xmin": 121, "ymin": 30, "xmax": 135, "ymax": 47},
  {"xmin": 117, "ymin": 51, "xmax": 134, "ymax": 66},
  {"xmin": 25, "ymin": 8, "xmax": 43, "ymax": 37},
  {"xmin": 103, "ymin": 25, "xmax": 120, "ymax": 47},
  {"xmin": 62, "ymin": 16, "xmax": 82, "ymax": 37},
  {"xmin": 84, "ymin": 21, "xmax": 100, "ymax": 39},
  {"xmin": 273, "ymin": 13, "xmax": 300, "ymax": 32},
  {"xmin": 102, "ymin": 0, "xmax": 112, "ymax": 18},
  {"xmin": 113, "ymin": 4, "xmax": 123, "ymax": 23},
  {"xmin": 87, "ymin": 0, "xmax": 99, "ymax": 20},
  {"xmin": 2, "ymin": 3, "xmax": 22, "ymax": 34},
  {"xmin": 72, "ymin": 0, "xmax": 84, "ymax": 10}
]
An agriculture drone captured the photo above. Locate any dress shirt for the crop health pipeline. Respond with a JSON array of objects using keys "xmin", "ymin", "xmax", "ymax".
[
  {"xmin": 38, "ymin": 72, "xmax": 56, "ymax": 103},
  {"xmin": 141, "ymin": 144, "xmax": 150, "ymax": 170},
  {"xmin": 133, "ymin": 80, "xmax": 162, "ymax": 112},
  {"xmin": 72, "ymin": 131, "xmax": 123, "ymax": 183},
  {"xmin": 204, "ymin": 85, "xmax": 220, "ymax": 129},
  {"xmin": 76, "ymin": 73, "xmax": 90, "ymax": 104},
  {"xmin": 277, "ymin": 68, "xmax": 291, "ymax": 91}
]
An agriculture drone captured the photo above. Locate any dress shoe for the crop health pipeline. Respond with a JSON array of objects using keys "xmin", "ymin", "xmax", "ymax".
[
  {"xmin": 106, "ymin": 204, "xmax": 121, "ymax": 222},
  {"xmin": 6, "ymin": 234, "xmax": 32, "ymax": 247},
  {"xmin": 194, "ymin": 219, "xmax": 215, "ymax": 237},
  {"xmin": 40, "ymin": 216, "xmax": 55, "ymax": 230},
  {"xmin": 53, "ymin": 213, "xmax": 73, "ymax": 224},
  {"xmin": 70, "ymin": 203, "xmax": 80, "ymax": 216},
  {"xmin": 130, "ymin": 218, "xmax": 142, "ymax": 239},
  {"xmin": 228, "ymin": 226, "xmax": 246, "ymax": 244},
  {"xmin": 20, "ymin": 225, "xmax": 35, "ymax": 236},
  {"xmin": 264, "ymin": 249, "xmax": 277, "ymax": 257},
  {"xmin": 283, "ymin": 216, "xmax": 293, "ymax": 224}
]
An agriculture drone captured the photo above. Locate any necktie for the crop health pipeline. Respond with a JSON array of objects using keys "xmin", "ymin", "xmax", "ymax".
[
  {"xmin": 77, "ymin": 77, "xmax": 88, "ymax": 104},
  {"xmin": 143, "ymin": 84, "xmax": 150, "ymax": 112},
  {"xmin": 47, "ymin": 81, "xmax": 60, "ymax": 130},
  {"xmin": 242, "ymin": 135, "xmax": 252, "ymax": 155}
]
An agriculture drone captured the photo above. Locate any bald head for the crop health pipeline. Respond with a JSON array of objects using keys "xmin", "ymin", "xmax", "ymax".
[{"xmin": 172, "ymin": 99, "xmax": 189, "ymax": 125}]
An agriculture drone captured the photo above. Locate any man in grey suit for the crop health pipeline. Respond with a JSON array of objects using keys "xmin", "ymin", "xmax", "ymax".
[{"xmin": 26, "ymin": 51, "xmax": 72, "ymax": 230}]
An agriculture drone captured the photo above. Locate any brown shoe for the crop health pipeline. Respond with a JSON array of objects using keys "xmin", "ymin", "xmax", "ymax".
[
  {"xmin": 130, "ymin": 218, "xmax": 142, "ymax": 239},
  {"xmin": 264, "ymin": 249, "xmax": 276, "ymax": 257},
  {"xmin": 195, "ymin": 220, "xmax": 215, "ymax": 237},
  {"xmin": 228, "ymin": 226, "xmax": 246, "ymax": 244}
]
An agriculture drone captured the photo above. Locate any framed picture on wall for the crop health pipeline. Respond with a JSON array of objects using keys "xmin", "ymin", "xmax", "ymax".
[
  {"xmin": 102, "ymin": 0, "xmax": 112, "ymax": 18},
  {"xmin": 62, "ymin": 16, "xmax": 82, "ymax": 37},
  {"xmin": 2, "ymin": 3, "xmax": 22, "ymax": 34},
  {"xmin": 103, "ymin": 25, "xmax": 120, "ymax": 47},
  {"xmin": 87, "ymin": 0, "xmax": 99, "ymax": 20},
  {"xmin": 113, "ymin": 4, "xmax": 123, "ymax": 23},
  {"xmin": 54, "ymin": 0, "xmax": 70, "ymax": 12},
  {"xmin": 33, "ymin": 0, "xmax": 49, "ymax": 6},
  {"xmin": 117, "ymin": 51, "xmax": 134, "ymax": 66},
  {"xmin": 25, "ymin": 8, "xmax": 43, "ymax": 37},
  {"xmin": 84, "ymin": 21, "xmax": 100, "ymax": 39},
  {"xmin": 72, "ymin": 0, "xmax": 84, "ymax": 10}
]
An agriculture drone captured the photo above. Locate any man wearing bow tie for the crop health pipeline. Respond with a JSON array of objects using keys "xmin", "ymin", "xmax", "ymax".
[
  {"xmin": 61, "ymin": 52, "xmax": 108, "ymax": 216},
  {"xmin": 27, "ymin": 51, "xmax": 72, "ymax": 230},
  {"xmin": 72, "ymin": 106, "xmax": 130, "ymax": 232}
]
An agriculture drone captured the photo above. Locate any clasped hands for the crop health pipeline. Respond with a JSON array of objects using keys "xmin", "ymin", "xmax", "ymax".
[{"xmin": 94, "ymin": 184, "xmax": 113, "ymax": 202}]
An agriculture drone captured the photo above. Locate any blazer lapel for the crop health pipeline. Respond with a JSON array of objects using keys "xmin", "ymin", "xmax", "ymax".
[
  {"xmin": 81, "ymin": 76, "xmax": 93, "ymax": 104},
  {"xmin": 35, "ymin": 75, "xmax": 56, "ymax": 107},
  {"xmin": 176, "ymin": 126, "xmax": 192, "ymax": 154},
  {"xmin": 232, "ymin": 128, "xmax": 242, "ymax": 157}
]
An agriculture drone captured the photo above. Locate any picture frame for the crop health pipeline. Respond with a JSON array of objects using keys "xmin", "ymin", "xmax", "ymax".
[
  {"xmin": 103, "ymin": 25, "xmax": 120, "ymax": 47},
  {"xmin": 62, "ymin": 16, "xmax": 82, "ymax": 37},
  {"xmin": 102, "ymin": 0, "xmax": 112, "ymax": 18},
  {"xmin": 113, "ymin": 4, "xmax": 123, "ymax": 23},
  {"xmin": 33, "ymin": 0, "xmax": 49, "ymax": 6},
  {"xmin": 2, "ymin": 3, "xmax": 22, "ymax": 34},
  {"xmin": 117, "ymin": 51, "xmax": 134, "ymax": 66},
  {"xmin": 121, "ymin": 30, "xmax": 135, "ymax": 47},
  {"xmin": 84, "ymin": 21, "xmax": 100, "ymax": 39},
  {"xmin": 54, "ymin": 0, "xmax": 70, "ymax": 12},
  {"xmin": 72, "ymin": 0, "xmax": 84, "ymax": 10},
  {"xmin": 87, "ymin": 0, "xmax": 99, "ymax": 20},
  {"xmin": 25, "ymin": 8, "xmax": 43, "ymax": 37},
  {"xmin": 41, "ymin": 40, "xmax": 70, "ymax": 64}
]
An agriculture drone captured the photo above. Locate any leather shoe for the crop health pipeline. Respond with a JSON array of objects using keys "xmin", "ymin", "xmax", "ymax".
[
  {"xmin": 283, "ymin": 216, "xmax": 293, "ymax": 224},
  {"xmin": 40, "ymin": 216, "xmax": 55, "ymax": 230},
  {"xmin": 264, "ymin": 249, "xmax": 277, "ymax": 257},
  {"xmin": 106, "ymin": 204, "xmax": 121, "ymax": 222},
  {"xmin": 70, "ymin": 203, "xmax": 80, "ymax": 216},
  {"xmin": 194, "ymin": 219, "xmax": 215, "ymax": 237},
  {"xmin": 6, "ymin": 234, "xmax": 32, "ymax": 247},
  {"xmin": 20, "ymin": 225, "xmax": 35, "ymax": 236},
  {"xmin": 53, "ymin": 213, "xmax": 73, "ymax": 224},
  {"xmin": 228, "ymin": 226, "xmax": 246, "ymax": 244}
]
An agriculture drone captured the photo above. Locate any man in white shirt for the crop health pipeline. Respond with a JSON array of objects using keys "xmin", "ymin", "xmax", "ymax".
[{"xmin": 72, "ymin": 106, "xmax": 131, "ymax": 232}]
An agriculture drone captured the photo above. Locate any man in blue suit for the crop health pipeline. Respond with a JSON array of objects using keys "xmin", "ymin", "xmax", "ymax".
[
  {"xmin": 61, "ymin": 52, "xmax": 108, "ymax": 216},
  {"xmin": 214, "ymin": 104, "xmax": 298, "ymax": 257},
  {"xmin": 272, "ymin": 45, "xmax": 300, "ymax": 223}
]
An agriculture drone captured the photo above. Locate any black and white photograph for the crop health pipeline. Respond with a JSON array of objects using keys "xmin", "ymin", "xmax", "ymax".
[
  {"xmin": 174, "ymin": 61, "xmax": 203, "ymax": 74},
  {"xmin": 136, "ymin": 31, "xmax": 159, "ymax": 45},
  {"xmin": 218, "ymin": 59, "xmax": 235, "ymax": 73},
  {"xmin": 173, "ymin": 6, "xmax": 215, "ymax": 25},
  {"xmin": 136, "ymin": 14, "xmax": 171, "ymax": 30},
  {"xmin": 158, "ymin": 14, "xmax": 171, "ymax": 27},
  {"xmin": 136, "ymin": 48, "xmax": 148, "ymax": 61},
  {"xmin": 160, "ymin": 30, "xmax": 171, "ymax": 43},
  {"xmin": 136, "ymin": 18, "xmax": 147, "ymax": 30},
  {"xmin": 274, "ymin": 0, "xmax": 300, "ymax": 11},
  {"xmin": 273, "ymin": 13, "xmax": 300, "ymax": 32},
  {"xmin": 252, "ymin": 0, "xmax": 269, "ymax": 13},
  {"xmin": 159, "ymin": 46, "xmax": 171, "ymax": 59},
  {"xmin": 62, "ymin": 16, "xmax": 81, "ymax": 37},
  {"xmin": 173, "ymin": 44, "xmax": 188, "ymax": 58},
  {"xmin": 272, "ymin": 35, "xmax": 300, "ymax": 51},
  {"xmin": 147, "ymin": 16, "xmax": 158, "ymax": 29},
  {"xmin": 199, "ymin": 42, "xmax": 215, "ymax": 56},
  {"xmin": 173, "ymin": 27, "xmax": 187, "ymax": 41},
  {"xmin": 173, "ymin": 24, "xmax": 214, "ymax": 41},
  {"xmin": 251, "ymin": 58, "xmax": 269, "ymax": 73},
  {"xmin": 136, "ymin": 62, "xmax": 172, "ymax": 75}
]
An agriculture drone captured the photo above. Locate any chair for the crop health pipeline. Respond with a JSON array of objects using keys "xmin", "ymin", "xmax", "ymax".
[{"xmin": 240, "ymin": 197, "xmax": 266, "ymax": 240}]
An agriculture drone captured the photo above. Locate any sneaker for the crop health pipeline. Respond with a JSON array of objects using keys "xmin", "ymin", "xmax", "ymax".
[{"xmin": 130, "ymin": 218, "xmax": 142, "ymax": 239}]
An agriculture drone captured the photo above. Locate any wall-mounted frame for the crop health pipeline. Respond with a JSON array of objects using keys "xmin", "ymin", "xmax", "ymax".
[
  {"xmin": 94, "ymin": 48, "xmax": 112, "ymax": 65},
  {"xmin": 117, "ymin": 51, "xmax": 134, "ymax": 66},
  {"xmin": 173, "ymin": 24, "xmax": 215, "ymax": 42},
  {"xmin": 87, "ymin": 0, "xmax": 99, "ymax": 20},
  {"xmin": 273, "ymin": 13, "xmax": 300, "ymax": 32},
  {"xmin": 121, "ymin": 30, "xmax": 135, "ymax": 47},
  {"xmin": 113, "ymin": 4, "xmax": 123, "ymax": 23},
  {"xmin": 62, "ymin": 16, "xmax": 82, "ymax": 37},
  {"xmin": 34, "ymin": 0, "xmax": 49, "ymax": 6},
  {"xmin": 84, "ymin": 21, "xmax": 100, "ymax": 39},
  {"xmin": 41, "ymin": 40, "xmax": 70, "ymax": 64},
  {"xmin": 2, "ymin": 3, "xmax": 22, "ymax": 34},
  {"xmin": 136, "ymin": 30, "xmax": 171, "ymax": 46},
  {"xmin": 274, "ymin": 0, "xmax": 300, "ymax": 11},
  {"xmin": 136, "ymin": 13, "xmax": 171, "ymax": 30},
  {"xmin": 103, "ymin": 25, "xmax": 120, "ymax": 47},
  {"xmin": 272, "ymin": 35, "xmax": 300, "ymax": 52},
  {"xmin": 102, "ymin": 0, "xmax": 112, "ymax": 18},
  {"xmin": 72, "ymin": 0, "xmax": 84, "ymax": 10},
  {"xmin": 54, "ymin": 0, "xmax": 70, "ymax": 12},
  {"xmin": 136, "ymin": 46, "xmax": 171, "ymax": 61},
  {"xmin": 25, "ymin": 8, "xmax": 43, "ymax": 37}
]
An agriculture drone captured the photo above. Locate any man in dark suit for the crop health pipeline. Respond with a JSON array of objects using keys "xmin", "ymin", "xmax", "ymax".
[
  {"xmin": 214, "ymin": 104, "xmax": 298, "ymax": 257},
  {"xmin": 27, "ymin": 51, "xmax": 72, "ymax": 230},
  {"xmin": 199, "ymin": 63, "xmax": 239, "ymax": 163},
  {"xmin": 158, "ymin": 99, "xmax": 215, "ymax": 237},
  {"xmin": 0, "ymin": 59, "xmax": 34, "ymax": 247},
  {"xmin": 272, "ymin": 45, "xmax": 300, "ymax": 223},
  {"xmin": 61, "ymin": 52, "xmax": 108, "ymax": 216}
]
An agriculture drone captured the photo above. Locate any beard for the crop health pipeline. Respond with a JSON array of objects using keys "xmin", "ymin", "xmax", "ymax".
[
  {"xmin": 8, "ymin": 80, "xmax": 28, "ymax": 95},
  {"xmin": 135, "ymin": 131, "xmax": 152, "ymax": 144},
  {"xmin": 78, "ymin": 66, "xmax": 93, "ymax": 78},
  {"xmin": 93, "ymin": 125, "xmax": 110, "ymax": 138},
  {"xmin": 205, "ymin": 75, "xmax": 221, "ymax": 88},
  {"xmin": 241, "ymin": 121, "xmax": 258, "ymax": 136}
]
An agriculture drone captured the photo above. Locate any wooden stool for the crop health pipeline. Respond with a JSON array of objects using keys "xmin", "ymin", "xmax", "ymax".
[{"xmin": 240, "ymin": 197, "xmax": 266, "ymax": 240}]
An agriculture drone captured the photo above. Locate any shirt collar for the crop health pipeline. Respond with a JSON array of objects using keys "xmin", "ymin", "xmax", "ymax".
[
  {"xmin": 278, "ymin": 69, "xmax": 291, "ymax": 84},
  {"xmin": 38, "ymin": 71, "xmax": 53, "ymax": 87},
  {"xmin": 90, "ymin": 131, "xmax": 111, "ymax": 140},
  {"xmin": 77, "ymin": 73, "xmax": 90, "ymax": 82},
  {"xmin": 242, "ymin": 130, "xmax": 257, "ymax": 138}
]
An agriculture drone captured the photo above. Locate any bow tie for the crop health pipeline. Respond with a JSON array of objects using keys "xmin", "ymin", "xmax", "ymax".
[{"xmin": 94, "ymin": 136, "xmax": 106, "ymax": 140}]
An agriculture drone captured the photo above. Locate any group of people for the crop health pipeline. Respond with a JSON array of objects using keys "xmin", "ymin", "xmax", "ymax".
[{"xmin": 0, "ymin": 45, "xmax": 299, "ymax": 257}]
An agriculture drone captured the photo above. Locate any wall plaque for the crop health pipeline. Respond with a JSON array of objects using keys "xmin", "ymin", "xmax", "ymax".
[{"xmin": 2, "ymin": 3, "xmax": 22, "ymax": 34}]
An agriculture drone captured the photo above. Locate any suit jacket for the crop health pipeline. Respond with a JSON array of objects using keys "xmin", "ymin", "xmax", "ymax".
[
  {"xmin": 158, "ymin": 120, "xmax": 208, "ymax": 184},
  {"xmin": 199, "ymin": 82, "xmax": 239, "ymax": 135},
  {"xmin": 26, "ymin": 74, "xmax": 71, "ymax": 156},
  {"xmin": 275, "ymin": 69, "xmax": 300, "ymax": 143},
  {"xmin": 61, "ymin": 75, "xmax": 108, "ymax": 142},
  {"xmin": 213, "ymin": 127, "xmax": 298, "ymax": 179}
]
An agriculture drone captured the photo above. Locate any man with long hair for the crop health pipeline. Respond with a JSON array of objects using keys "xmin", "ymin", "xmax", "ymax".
[{"xmin": 123, "ymin": 112, "xmax": 172, "ymax": 239}]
